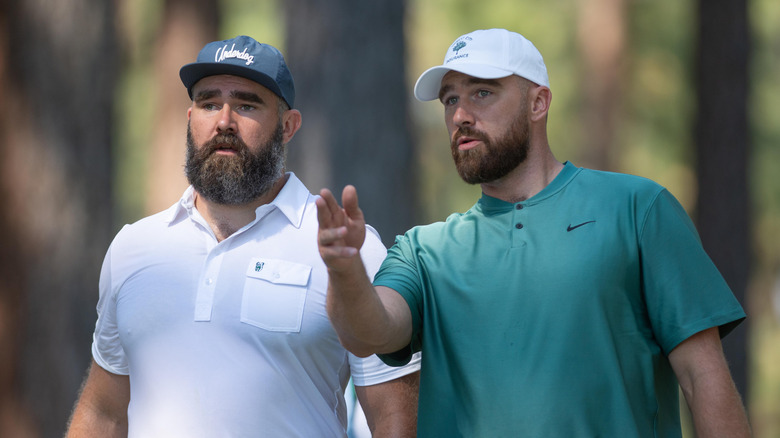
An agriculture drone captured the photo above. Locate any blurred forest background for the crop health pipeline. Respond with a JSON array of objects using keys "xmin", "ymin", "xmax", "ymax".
[{"xmin": 0, "ymin": 0, "xmax": 778, "ymax": 436}]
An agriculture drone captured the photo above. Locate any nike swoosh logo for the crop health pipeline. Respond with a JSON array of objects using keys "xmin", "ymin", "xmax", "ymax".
[{"xmin": 567, "ymin": 220, "xmax": 596, "ymax": 232}]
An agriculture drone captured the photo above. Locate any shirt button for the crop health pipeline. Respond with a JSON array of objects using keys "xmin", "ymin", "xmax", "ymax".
[
  {"xmin": 516, "ymin": 204, "xmax": 524, "ymax": 210},
  {"xmin": 515, "ymin": 223, "xmax": 524, "ymax": 229},
  {"xmin": 205, "ymin": 278, "xmax": 213, "ymax": 285}
]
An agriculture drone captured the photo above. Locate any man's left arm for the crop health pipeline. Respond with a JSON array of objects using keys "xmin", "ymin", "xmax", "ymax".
[
  {"xmin": 355, "ymin": 370, "xmax": 419, "ymax": 437},
  {"xmin": 668, "ymin": 327, "xmax": 751, "ymax": 437}
]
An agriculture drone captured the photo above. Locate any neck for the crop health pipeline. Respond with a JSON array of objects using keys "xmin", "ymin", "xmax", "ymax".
[
  {"xmin": 480, "ymin": 147, "xmax": 563, "ymax": 204},
  {"xmin": 195, "ymin": 173, "xmax": 289, "ymax": 241}
]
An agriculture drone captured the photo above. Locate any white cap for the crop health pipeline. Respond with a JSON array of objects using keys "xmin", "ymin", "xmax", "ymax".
[{"xmin": 414, "ymin": 29, "xmax": 549, "ymax": 101}]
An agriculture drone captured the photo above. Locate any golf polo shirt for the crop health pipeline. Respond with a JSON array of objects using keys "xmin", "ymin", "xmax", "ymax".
[
  {"xmin": 376, "ymin": 162, "xmax": 744, "ymax": 437},
  {"xmin": 92, "ymin": 172, "xmax": 420, "ymax": 437}
]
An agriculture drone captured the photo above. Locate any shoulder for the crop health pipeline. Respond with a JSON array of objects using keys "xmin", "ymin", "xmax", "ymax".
[
  {"xmin": 104, "ymin": 198, "xmax": 194, "ymax": 272},
  {"xmin": 111, "ymin": 205, "xmax": 180, "ymax": 249},
  {"xmin": 576, "ymin": 167, "xmax": 665, "ymax": 195},
  {"xmin": 398, "ymin": 211, "xmax": 463, "ymax": 239},
  {"xmin": 563, "ymin": 167, "xmax": 670, "ymax": 212},
  {"xmin": 387, "ymin": 209, "xmax": 477, "ymax": 257}
]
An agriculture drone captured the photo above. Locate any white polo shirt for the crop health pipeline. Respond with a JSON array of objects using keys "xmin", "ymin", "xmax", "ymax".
[{"xmin": 92, "ymin": 173, "xmax": 420, "ymax": 437}]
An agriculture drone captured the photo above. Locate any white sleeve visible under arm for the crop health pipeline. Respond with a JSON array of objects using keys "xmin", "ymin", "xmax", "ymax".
[
  {"xmin": 349, "ymin": 352, "xmax": 421, "ymax": 387},
  {"xmin": 91, "ymin": 234, "xmax": 130, "ymax": 375}
]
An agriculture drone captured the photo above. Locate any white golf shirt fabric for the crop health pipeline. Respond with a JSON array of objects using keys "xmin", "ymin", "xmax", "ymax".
[{"xmin": 91, "ymin": 173, "xmax": 420, "ymax": 437}]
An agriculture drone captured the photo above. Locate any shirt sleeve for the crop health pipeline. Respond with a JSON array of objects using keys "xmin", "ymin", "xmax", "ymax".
[
  {"xmin": 373, "ymin": 233, "xmax": 425, "ymax": 366},
  {"xmin": 349, "ymin": 352, "xmax": 421, "ymax": 387},
  {"xmin": 360, "ymin": 224, "xmax": 387, "ymax": 278},
  {"xmin": 91, "ymin": 234, "xmax": 131, "ymax": 375},
  {"xmin": 356, "ymin": 227, "xmax": 424, "ymax": 369},
  {"xmin": 639, "ymin": 189, "xmax": 745, "ymax": 355}
]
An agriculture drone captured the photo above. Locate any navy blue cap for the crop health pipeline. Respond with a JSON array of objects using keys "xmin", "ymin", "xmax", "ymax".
[{"xmin": 180, "ymin": 35, "xmax": 295, "ymax": 108}]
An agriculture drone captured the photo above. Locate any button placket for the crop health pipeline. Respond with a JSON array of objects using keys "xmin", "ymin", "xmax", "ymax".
[
  {"xmin": 194, "ymin": 249, "xmax": 225, "ymax": 322},
  {"xmin": 512, "ymin": 203, "xmax": 527, "ymax": 248}
]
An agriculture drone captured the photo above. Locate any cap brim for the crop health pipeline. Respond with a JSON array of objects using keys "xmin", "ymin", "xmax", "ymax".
[
  {"xmin": 413, "ymin": 64, "xmax": 515, "ymax": 101},
  {"xmin": 179, "ymin": 62, "xmax": 289, "ymax": 106}
]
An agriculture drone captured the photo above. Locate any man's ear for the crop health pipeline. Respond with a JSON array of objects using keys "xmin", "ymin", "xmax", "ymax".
[
  {"xmin": 187, "ymin": 106, "xmax": 192, "ymax": 120},
  {"xmin": 530, "ymin": 86, "xmax": 551, "ymax": 122},
  {"xmin": 282, "ymin": 109, "xmax": 302, "ymax": 144}
]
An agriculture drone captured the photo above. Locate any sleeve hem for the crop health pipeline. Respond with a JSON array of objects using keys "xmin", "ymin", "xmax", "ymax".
[
  {"xmin": 662, "ymin": 310, "xmax": 746, "ymax": 356},
  {"xmin": 92, "ymin": 341, "xmax": 130, "ymax": 376}
]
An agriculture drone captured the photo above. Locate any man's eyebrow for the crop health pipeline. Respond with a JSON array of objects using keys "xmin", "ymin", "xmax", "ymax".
[
  {"xmin": 192, "ymin": 89, "xmax": 264, "ymax": 104},
  {"xmin": 193, "ymin": 89, "xmax": 221, "ymax": 102},
  {"xmin": 437, "ymin": 77, "xmax": 504, "ymax": 101},
  {"xmin": 231, "ymin": 90, "xmax": 263, "ymax": 104},
  {"xmin": 438, "ymin": 84, "xmax": 453, "ymax": 101},
  {"xmin": 467, "ymin": 77, "xmax": 503, "ymax": 87}
]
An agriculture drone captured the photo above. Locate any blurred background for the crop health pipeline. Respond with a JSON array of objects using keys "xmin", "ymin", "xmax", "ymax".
[{"xmin": 0, "ymin": 0, "xmax": 778, "ymax": 436}]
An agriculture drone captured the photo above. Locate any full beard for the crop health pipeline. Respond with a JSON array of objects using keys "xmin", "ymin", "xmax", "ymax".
[
  {"xmin": 184, "ymin": 122, "xmax": 286, "ymax": 205},
  {"xmin": 451, "ymin": 115, "xmax": 530, "ymax": 185}
]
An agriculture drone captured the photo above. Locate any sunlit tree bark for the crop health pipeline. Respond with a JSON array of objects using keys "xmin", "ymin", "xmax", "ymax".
[
  {"xmin": 0, "ymin": 0, "xmax": 117, "ymax": 435},
  {"xmin": 576, "ymin": 0, "xmax": 627, "ymax": 171}
]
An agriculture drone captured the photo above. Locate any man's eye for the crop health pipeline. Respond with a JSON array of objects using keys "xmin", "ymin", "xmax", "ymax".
[
  {"xmin": 202, "ymin": 103, "xmax": 219, "ymax": 111},
  {"xmin": 443, "ymin": 96, "xmax": 458, "ymax": 106},
  {"xmin": 477, "ymin": 90, "xmax": 491, "ymax": 98},
  {"xmin": 237, "ymin": 104, "xmax": 255, "ymax": 111}
]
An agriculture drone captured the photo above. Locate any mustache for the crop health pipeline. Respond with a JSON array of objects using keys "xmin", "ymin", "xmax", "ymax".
[
  {"xmin": 453, "ymin": 127, "xmax": 489, "ymax": 143},
  {"xmin": 202, "ymin": 133, "xmax": 248, "ymax": 153}
]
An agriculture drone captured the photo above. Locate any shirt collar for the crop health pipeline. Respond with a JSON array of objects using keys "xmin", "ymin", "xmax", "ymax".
[
  {"xmin": 163, "ymin": 172, "xmax": 310, "ymax": 228},
  {"xmin": 477, "ymin": 161, "xmax": 580, "ymax": 214}
]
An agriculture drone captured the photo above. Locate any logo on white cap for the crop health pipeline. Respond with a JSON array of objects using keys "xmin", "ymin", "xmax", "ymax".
[
  {"xmin": 446, "ymin": 36, "xmax": 473, "ymax": 64},
  {"xmin": 452, "ymin": 40, "xmax": 467, "ymax": 54}
]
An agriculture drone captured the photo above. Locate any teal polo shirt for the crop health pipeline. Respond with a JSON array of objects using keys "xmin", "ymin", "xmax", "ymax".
[{"xmin": 375, "ymin": 162, "xmax": 744, "ymax": 437}]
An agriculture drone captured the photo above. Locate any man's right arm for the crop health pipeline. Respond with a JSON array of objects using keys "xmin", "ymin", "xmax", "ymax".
[
  {"xmin": 66, "ymin": 359, "xmax": 130, "ymax": 437},
  {"xmin": 317, "ymin": 186, "xmax": 413, "ymax": 357},
  {"xmin": 356, "ymin": 370, "xmax": 420, "ymax": 437}
]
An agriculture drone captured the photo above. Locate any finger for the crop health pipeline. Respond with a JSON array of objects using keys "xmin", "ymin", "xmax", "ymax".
[
  {"xmin": 318, "ymin": 226, "xmax": 347, "ymax": 246},
  {"xmin": 342, "ymin": 185, "xmax": 364, "ymax": 222},
  {"xmin": 319, "ymin": 187, "xmax": 334, "ymax": 202},
  {"xmin": 319, "ymin": 188, "xmax": 339, "ymax": 212},
  {"xmin": 315, "ymin": 196, "xmax": 333, "ymax": 229},
  {"xmin": 317, "ymin": 188, "xmax": 344, "ymax": 228},
  {"xmin": 325, "ymin": 188, "xmax": 348, "ymax": 220}
]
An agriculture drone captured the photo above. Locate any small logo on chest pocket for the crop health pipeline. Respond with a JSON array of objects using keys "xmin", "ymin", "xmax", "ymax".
[{"xmin": 255, "ymin": 262, "xmax": 265, "ymax": 272}]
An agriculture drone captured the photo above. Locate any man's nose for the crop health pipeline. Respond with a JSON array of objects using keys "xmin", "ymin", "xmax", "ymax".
[
  {"xmin": 451, "ymin": 104, "xmax": 474, "ymax": 127},
  {"xmin": 216, "ymin": 105, "xmax": 237, "ymax": 133}
]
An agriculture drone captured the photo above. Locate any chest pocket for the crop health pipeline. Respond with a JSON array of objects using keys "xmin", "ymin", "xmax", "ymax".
[{"xmin": 241, "ymin": 258, "xmax": 311, "ymax": 332}]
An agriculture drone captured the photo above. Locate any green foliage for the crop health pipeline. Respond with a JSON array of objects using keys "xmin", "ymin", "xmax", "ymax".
[
  {"xmin": 620, "ymin": 0, "xmax": 697, "ymax": 208},
  {"xmin": 114, "ymin": 67, "xmax": 157, "ymax": 229},
  {"xmin": 219, "ymin": 0, "xmax": 284, "ymax": 47},
  {"xmin": 113, "ymin": 0, "xmax": 166, "ymax": 228},
  {"xmin": 752, "ymin": 0, "xmax": 780, "ymax": 266},
  {"xmin": 749, "ymin": 1, "xmax": 780, "ymax": 433}
]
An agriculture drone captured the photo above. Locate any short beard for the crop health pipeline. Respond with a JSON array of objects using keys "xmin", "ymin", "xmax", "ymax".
[
  {"xmin": 451, "ymin": 114, "xmax": 530, "ymax": 185},
  {"xmin": 184, "ymin": 122, "xmax": 286, "ymax": 205}
]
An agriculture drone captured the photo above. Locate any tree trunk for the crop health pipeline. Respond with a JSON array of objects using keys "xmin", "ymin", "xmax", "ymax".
[
  {"xmin": 283, "ymin": 0, "xmax": 417, "ymax": 246},
  {"xmin": 694, "ymin": 0, "xmax": 750, "ymax": 401},
  {"xmin": 145, "ymin": 0, "xmax": 220, "ymax": 214},
  {"xmin": 576, "ymin": 0, "xmax": 628, "ymax": 171},
  {"xmin": 0, "ymin": 0, "xmax": 118, "ymax": 436}
]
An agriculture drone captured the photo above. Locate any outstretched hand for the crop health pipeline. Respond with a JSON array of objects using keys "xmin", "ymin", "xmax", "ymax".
[{"xmin": 316, "ymin": 185, "xmax": 366, "ymax": 272}]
